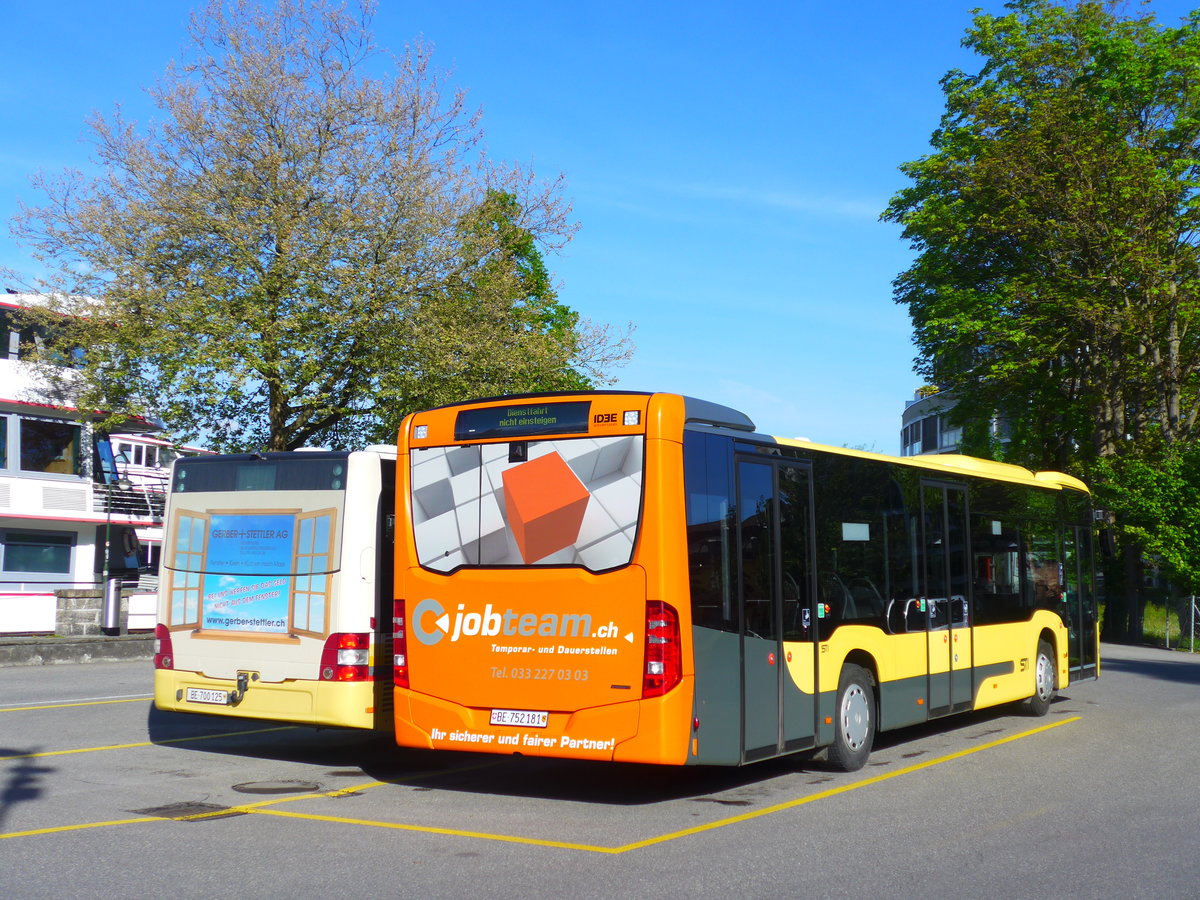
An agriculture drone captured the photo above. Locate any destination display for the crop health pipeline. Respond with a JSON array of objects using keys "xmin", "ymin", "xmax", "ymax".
[{"xmin": 454, "ymin": 401, "xmax": 592, "ymax": 440}]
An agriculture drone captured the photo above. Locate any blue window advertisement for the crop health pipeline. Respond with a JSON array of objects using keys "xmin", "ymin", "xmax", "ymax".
[{"xmin": 201, "ymin": 513, "xmax": 296, "ymax": 633}]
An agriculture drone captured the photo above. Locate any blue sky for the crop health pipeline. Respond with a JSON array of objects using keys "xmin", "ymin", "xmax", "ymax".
[{"xmin": 3, "ymin": 0, "xmax": 1196, "ymax": 451}]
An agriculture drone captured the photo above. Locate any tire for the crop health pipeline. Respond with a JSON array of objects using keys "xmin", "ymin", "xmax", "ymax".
[
  {"xmin": 826, "ymin": 664, "xmax": 875, "ymax": 772},
  {"xmin": 1025, "ymin": 639, "xmax": 1056, "ymax": 716}
]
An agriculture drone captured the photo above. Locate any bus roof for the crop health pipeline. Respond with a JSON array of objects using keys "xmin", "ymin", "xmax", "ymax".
[
  {"xmin": 410, "ymin": 390, "xmax": 1089, "ymax": 495},
  {"xmin": 766, "ymin": 434, "xmax": 1088, "ymax": 494}
]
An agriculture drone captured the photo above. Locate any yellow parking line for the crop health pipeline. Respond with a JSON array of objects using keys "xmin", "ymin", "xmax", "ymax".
[
  {"xmin": 0, "ymin": 725, "xmax": 297, "ymax": 761},
  {"xmin": 252, "ymin": 806, "xmax": 620, "ymax": 852},
  {"xmin": 616, "ymin": 716, "xmax": 1081, "ymax": 852},
  {"xmin": 234, "ymin": 717, "xmax": 1083, "ymax": 854},
  {"xmin": 1, "ymin": 697, "xmax": 151, "ymax": 713},
  {"xmin": 0, "ymin": 717, "xmax": 1080, "ymax": 850},
  {"xmin": 0, "ymin": 818, "xmax": 161, "ymax": 840}
]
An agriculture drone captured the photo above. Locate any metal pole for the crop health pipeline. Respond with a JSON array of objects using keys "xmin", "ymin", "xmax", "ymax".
[
  {"xmin": 100, "ymin": 474, "xmax": 132, "ymax": 632},
  {"xmin": 101, "ymin": 481, "xmax": 119, "ymax": 631},
  {"xmin": 1185, "ymin": 600, "xmax": 1195, "ymax": 657}
]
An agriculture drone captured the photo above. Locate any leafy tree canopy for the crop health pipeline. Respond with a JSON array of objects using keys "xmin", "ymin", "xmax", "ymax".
[
  {"xmin": 884, "ymin": 0, "xmax": 1200, "ymax": 470},
  {"xmin": 12, "ymin": 0, "xmax": 631, "ymax": 451},
  {"xmin": 884, "ymin": 0, "xmax": 1200, "ymax": 635},
  {"xmin": 1093, "ymin": 439, "xmax": 1200, "ymax": 592}
]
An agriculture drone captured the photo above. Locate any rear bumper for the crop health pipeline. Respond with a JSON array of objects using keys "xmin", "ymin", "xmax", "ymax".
[
  {"xmin": 154, "ymin": 669, "xmax": 380, "ymax": 730},
  {"xmin": 394, "ymin": 677, "xmax": 693, "ymax": 764}
]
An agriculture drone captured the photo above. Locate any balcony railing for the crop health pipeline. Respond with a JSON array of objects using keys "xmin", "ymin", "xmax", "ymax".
[{"xmin": 92, "ymin": 484, "xmax": 166, "ymax": 521}]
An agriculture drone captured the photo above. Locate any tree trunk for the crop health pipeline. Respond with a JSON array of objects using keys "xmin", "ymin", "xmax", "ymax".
[{"xmin": 1122, "ymin": 540, "xmax": 1143, "ymax": 643}]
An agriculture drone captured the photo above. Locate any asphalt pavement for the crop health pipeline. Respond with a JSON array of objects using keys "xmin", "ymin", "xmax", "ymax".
[{"xmin": 2, "ymin": 642, "xmax": 1199, "ymax": 898}]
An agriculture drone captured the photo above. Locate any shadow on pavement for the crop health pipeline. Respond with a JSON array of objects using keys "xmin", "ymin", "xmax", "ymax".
[
  {"xmin": 1095, "ymin": 651, "xmax": 1200, "ymax": 686},
  {"xmin": 0, "ymin": 748, "xmax": 52, "ymax": 834},
  {"xmin": 144, "ymin": 700, "xmax": 1068, "ymax": 807}
]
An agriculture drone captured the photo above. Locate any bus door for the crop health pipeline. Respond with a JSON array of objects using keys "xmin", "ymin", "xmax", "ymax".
[
  {"xmin": 736, "ymin": 458, "xmax": 815, "ymax": 762},
  {"xmin": 1063, "ymin": 525, "xmax": 1099, "ymax": 680},
  {"xmin": 922, "ymin": 482, "xmax": 973, "ymax": 716}
]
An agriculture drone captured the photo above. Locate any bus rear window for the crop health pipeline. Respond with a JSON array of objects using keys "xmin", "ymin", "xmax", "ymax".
[
  {"xmin": 411, "ymin": 435, "xmax": 643, "ymax": 573},
  {"xmin": 173, "ymin": 455, "xmax": 350, "ymax": 493}
]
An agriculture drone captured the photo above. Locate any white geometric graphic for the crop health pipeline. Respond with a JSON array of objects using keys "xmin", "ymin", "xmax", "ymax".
[{"xmin": 411, "ymin": 435, "xmax": 644, "ymax": 572}]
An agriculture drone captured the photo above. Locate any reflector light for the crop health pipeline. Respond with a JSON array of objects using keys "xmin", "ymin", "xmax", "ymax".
[
  {"xmin": 414, "ymin": 424, "xmax": 429, "ymax": 439},
  {"xmin": 642, "ymin": 600, "xmax": 682, "ymax": 698},
  {"xmin": 154, "ymin": 624, "xmax": 174, "ymax": 670},
  {"xmin": 319, "ymin": 633, "xmax": 371, "ymax": 681},
  {"xmin": 623, "ymin": 410, "xmax": 640, "ymax": 426},
  {"xmin": 393, "ymin": 600, "xmax": 410, "ymax": 689}
]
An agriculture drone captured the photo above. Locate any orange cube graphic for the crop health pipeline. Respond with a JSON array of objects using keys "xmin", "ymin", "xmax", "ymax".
[{"xmin": 501, "ymin": 451, "xmax": 590, "ymax": 563}]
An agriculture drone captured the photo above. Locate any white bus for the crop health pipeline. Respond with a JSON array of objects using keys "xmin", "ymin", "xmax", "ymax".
[{"xmin": 153, "ymin": 447, "xmax": 396, "ymax": 729}]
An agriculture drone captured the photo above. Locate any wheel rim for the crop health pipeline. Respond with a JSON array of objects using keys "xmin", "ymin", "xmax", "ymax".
[
  {"xmin": 840, "ymin": 684, "xmax": 870, "ymax": 750},
  {"xmin": 1035, "ymin": 651, "xmax": 1054, "ymax": 701}
]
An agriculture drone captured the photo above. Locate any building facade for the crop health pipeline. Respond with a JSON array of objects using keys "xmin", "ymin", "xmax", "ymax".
[
  {"xmin": 900, "ymin": 389, "xmax": 964, "ymax": 456},
  {"xmin": 0, "ymin": 293, "xmax": 202, "ymax": 634},
  {"xmin": 900, "ymin": 388, "xmax": 1012, "ymax": 457}
]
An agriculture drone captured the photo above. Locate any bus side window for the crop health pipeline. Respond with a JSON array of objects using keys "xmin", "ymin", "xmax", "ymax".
[
  {"xmin": 884, "ymin": 597, "xmax": 928, "ymax": 633},
  {"xmin": 684, "ymin": 431, "xmax": 736, "ymax": 633},
  {"xmin": 884, "ymin": 482, "xmax": 921, "ymax": 634}
]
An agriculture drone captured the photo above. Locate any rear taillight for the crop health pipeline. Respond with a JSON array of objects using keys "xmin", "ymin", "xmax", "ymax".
[
  {"xmin": 392, "ymin": 600, "xmax": 409, "ymax": 689},
  {"xmin": 154, "ymin": 623, "xmax": 173, "ymax": 669},
  {"xmin": 642, "ymin": 600, "xmax": 681, "ymax": 698},
  {"xmin": 319, "ymin": 633, "xmax": 371, "ymax": 681}
]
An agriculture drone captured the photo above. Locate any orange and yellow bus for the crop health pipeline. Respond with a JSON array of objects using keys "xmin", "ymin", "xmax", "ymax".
[
  {"xmin": 391, "ymin": 391, "xmax": 1098, "ymax": 770},
  {"xmin": 154, "ymin": 448, "xmax": 396, "ymax": 729}
]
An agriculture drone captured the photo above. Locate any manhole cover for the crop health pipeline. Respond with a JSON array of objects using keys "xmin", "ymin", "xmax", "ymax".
[
  {"xmin": 132, "ymin": 801, "xmax": 244, "ymax": 821},
  {"xmin": 232, "ymin": 780, "xmax": 322, "ymax": 795}
]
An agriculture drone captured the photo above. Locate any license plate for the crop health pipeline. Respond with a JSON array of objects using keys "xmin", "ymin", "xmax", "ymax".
[
  {"xmin": 186, "ymin": 688, "xmax": 230, "ymax": 705},
  {"xmin": 490, "ymin": 708, "xmax": 548, "ymax": 728}
]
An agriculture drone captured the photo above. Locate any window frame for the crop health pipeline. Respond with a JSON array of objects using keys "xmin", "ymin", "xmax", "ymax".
[
  {"xmin": 289, "ymin": 508, "xmax": 337, "ymax": 637},
  {"xmin": 0, "ymin": 528, "xmax": 76, "ymax": 577},
  {"xmin": 165, "ymin": 510, "xmax": 209, "ymax": 629},
  {"xmin": 14, "ymin": 416, "xmax": 85, "ymax": 479}
]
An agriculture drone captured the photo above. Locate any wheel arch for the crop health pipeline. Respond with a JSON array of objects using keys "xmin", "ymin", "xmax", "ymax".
[
  {"xmin": 1037, "ymin": 626, "xmax": 1058, "ymax": 658},
  {"xmin": 1024, "ymin": 631, "xmax": 1058, "ymax": 716},
  {"xmin": 1037, "ymin": 625, "xmax": 1062, "ymax": 687},
  {"xmin": 841, "ymin": 649, "xmax": 879, "ymax": 695}
]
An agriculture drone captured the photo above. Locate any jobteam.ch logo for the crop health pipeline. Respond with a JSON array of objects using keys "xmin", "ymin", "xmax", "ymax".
[{"xmin": 411, "ymin": 598, "xmax": 632, "ymax": 646}]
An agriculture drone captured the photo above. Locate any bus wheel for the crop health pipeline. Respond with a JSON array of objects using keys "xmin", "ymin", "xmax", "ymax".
[
  {"xmin": 1025, "ymin": 640, "xmax": 1056, "ymax": 716},
  {"xmin": 827, "ymin": 664, "xmax": 875, "ymax": 772}
]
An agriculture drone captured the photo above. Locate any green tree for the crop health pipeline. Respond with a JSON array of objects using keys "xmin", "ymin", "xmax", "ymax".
[
  {"xmin": 11, "ymin": 0, "xmax": 629, "ymax": 451},
  {"xmin": 1093, "ymin": 440, "xmax": 1200, "ymax": 636},
  {"xmin": 884, "ymin": 0, "xmax": 1200, "ymax": 639},
  {"xmin": 1094, "ymin": 442, "xmax": 1200, "ymax": 587},
  {"xmin": 382, "ymin": 190, "xmax": 618, "ymax": 415}
]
